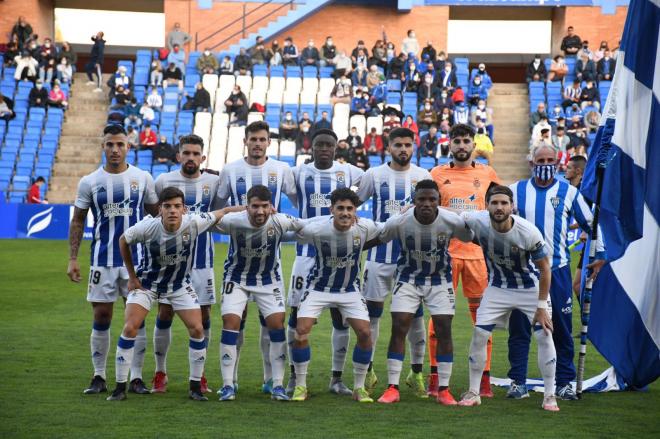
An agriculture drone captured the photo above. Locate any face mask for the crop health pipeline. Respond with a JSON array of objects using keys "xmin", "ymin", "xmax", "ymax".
[
  {"xmin": 45, "ymin": 43, "xmax": 51, "ymax": 48},
  {"xmin": 302, "ymin": 127, "xmax": 309, "ymax": 133},
  {"xmin": 36, "ymin": 84, "xmax": 43, "ymax": 89},
  {"xmin": 424, "ymin": 104, "xmax": 431, "ymax": 110},
  {"xmin": 534, "ymin": 58, "xmax": 541, "ymax": 63},
  {"xmin": 286, "ymin": 115, "xmax": 292, "ymax": 120},
  {"xmin": 534, "ymin": 164, "xmax": 556, "ymax": 182},
  {"xmin": 478, "ymin": 104, "xmax": 485, "ymax": 110},
  {"xmin": 204, "ymin": 51, "xmax": 210, "ymax": 56},
  {"xmin": 308, "ymin": 43, "xmax": 314, "ymax": 48},
  {"xmin": 425, "ymin": 77, "xmax": 432, "ymax": 84},
  {"xmin": 441, "ymin": 93, "xmax": 447, "ymax": 98},
  {"xmin": 445, "ymin": 66, "xmax": 451, "ymax": 72},
  {"xmin": 474, "ymin": 81, "xmax": 481, "ymax": 86},
  {"xmin": 327, "ymin": 40, "xmax": 333, "ymax": 45}
]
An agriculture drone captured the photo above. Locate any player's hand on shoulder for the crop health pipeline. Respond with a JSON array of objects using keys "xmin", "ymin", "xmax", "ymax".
[{"xmin": 67, "ymin": 259, "xmax": 81, "ymax": 283}]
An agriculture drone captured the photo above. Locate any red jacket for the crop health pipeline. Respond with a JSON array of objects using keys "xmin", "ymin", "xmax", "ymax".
[
  {"xmin": 28, "ymin": 183, "xmax": 41, "ymax": 203},
  {"xmin": 363, "ymin": 134, "xmax": 384, "ymax": 154},
  {"xmin": 140, "ymin": 130, "xmax": 157, "ymax": 146}
]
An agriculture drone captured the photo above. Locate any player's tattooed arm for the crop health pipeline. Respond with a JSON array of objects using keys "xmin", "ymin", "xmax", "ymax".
[{"xmin": 67, "ymin": 207, "xmax": 88, "ymax": 282}]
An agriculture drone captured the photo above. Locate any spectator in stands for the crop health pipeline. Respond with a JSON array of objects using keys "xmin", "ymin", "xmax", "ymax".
[
  {"xmin": 418, "ymin": 125, "xmax": 439, "ymax": 165},
  {"xmin": 439, "ymin": 106, "xmax": 452, "ymax": 128},
  {"xmin": 547, "ymin": 55, "xmax": 568, "ymax": 83},
  {"xmin": 579, "ymin": 80, "xmax": 601, "ymax": 111},
  {"xmin": 38, "ymin": 38, "xmax": 57, "ymax": 82},
  {"xmin": 234, "ymin": 47, "xmax": 251, "ymax": 76},
  {"xmin": 388, "ymin": 52, "xmax": 407, "ymax": 80},
  {"xmin": 301, "ymin": 39, "xmax": 320, "ymax": 68},
  {"xmin": 382, "ymin": 109, "xmax": 402, "ymax": 130},
  {"xmin": 576, "ymin": 52, "xmax": 597, "ymax": 82},
  {"xmin": 14, "ymin": 50, "xmax": 38, "ymax": 82},
  {"xmin": 592, "ymin": 41, "xmax": 608, "ymax": 63},
  {"xmin": 58, "ymin": 41, "xmax": 76, "ymax": 65},
  {"xmin": 167, "ymin": 44, "xmax": 186, "ymax": 72},
  {"xmin": 346, "ymin": 127, "xmax": 363, "ymax": 149},
  {"xmin": 471, "ymin": 99, "xmax": 493, "ymax": 140},
  {"xmin": 474, "ymin": 120, "xmax": 494, "ymax": 161},
  {"xmin": 385, "ymin": 41, "xmax": 397, "ymax": 62},
  {"xmin": 433, "ymin": 51, "xmax": 449, "ymax": 70},
  {"xmin": 351, "ymin": 143, "xmax": 370, "ymax": 170},
  {"xmin": 4, "ymin": 38, "xmax": 20, "ymax": 67},
  {"xmin": 279, "ymin": 111, "xmax": 298, "ymax": 141},
  {"xmin": 225, "ymin": 85, "xmax": 248, "ymax": 125},
  {"xmin": 403, "ymin": 59, "xmax": 421, "ymax": 92},
  {"xmin": 313, "ymin": 111, "xmax": 332, "ymax": 133},
  {"xmin": 530, "ymin": 102, "xmax": 547, "ymax": 131},
  {"xmin": 270, "ymin": 40, "xmax": 283, "ymax": 66},
  {"xmin": 27, "ymin": 176, "xmax": 46, "ymax": 204},
  {"xmin": 351, "ymin": 40, "xmax": 369, "ymax": 64},
  {"xmin": 126, "ymin": 126, "xmax": 139, "ymax": 149},
  {"xmin": 350, "ymin": 89, "xmax": 371, "ymax": 116},
  {"xmin": 565, "ymin": 103, "xmax": 583, "ymax": 121},
  {"xmin": 417, "ymin": 101, "xmax": 438, "ymax": 131},
  {"xmin": 421, "ymin": 41, "xmax": 437, "ymax": 63},
  {"xmin": 153, "ymin": 135, "xmax": 177, "ymax": 166},
  {"xmin": 552, "ymin": 125, "xmax": 570, "ymax": 153},
  {"xmin": 197, "ymin": 48, "xmax": 219, "ymax": 75},
  {"xmin": 150, "ymin": 59, "xmax": 163, "ymax": 86},
  {"xmin": 561, "ymin": 26, "xmax": 581, "ymax": 56},
  {"xmin": 295, "ymin": 121, "xmax": 313, "ymax": 155},
  {"xmin": 381, "ymin": 127, "xmax": 391, "ymax": 152},
  {"xmin": 40, "ymin": 57, "xmax": 57, "ymax": 86},
  {"xmin": 335, "ymin": 139, "xmax": 351, "ymax": 163},
  {"xmin": 167, "ymin": 22, "xmax": 191, "ymax": 51},
  {"xmin": 370, "ymin": 40, "xmax": 388, "ymax": 69},
  {"xmin": 139, "ymin": 101, "xmax": 155, "ymax": 124},
  {"xmin": 333, "ymin": 51, "xmax": 352, "ymax": 78},
  {"xmin": 298, "ymin": 112, "xmax": 313, "ymax": 128},
  {"xmin": 352, "ymin": 66, "xmax": 368, "ymax": 89},
  {"xmin": 549, "ymin": 103, "xmax": 565, "ymax": 126},
  {"xmin": 434, "ymin": 88, "xmax": 454, "ymax": 113},
  {"xmin": 526, "ymin": 54, "xmax": 547, "ymax": 83},
  {"xmin": 353, "ymin": 49, "xmax": 368, "ymax": 71},
  {"xmin": 598, "ymin": 50, "xmax": 615, "ymax": 81},
  {"xmin": 402, "ymin": 29, "xmax": 420, "ymax": 57},
  {"xmin": 438, "ymin": 122, "xmax": 450, "ymax": 154},
  {"xmin": 417, "ymin": 72, "xmax": 441, "ymax": 105},
  {"xmin": 28, "ymin": 79, "xmax": 48, "ymax": 108},
  {"xmin": 162, "ymin": 62, "xmax": 184, "ymax": 91},
  {"xmin": 282, "ymin": 37, "xmax": 299, "ymax": 66},
  {"xmin": 56, "ymin": 57, "xmax": 73, "ymax": 84},
  {"xmin": 565, "ymin": 154, "xmax": 586, "ymax": 186},
  {"xmin": 451, "ymin": 86, "xmax": 465, "ymax": 105},
  {"xmin": 438, "ymin": 61, "xmax": 457, "ymax": 90},
  {"xmin": 364, "ymin": 127, "xmax": 384, "ymax": 156},
  {"xmin": 402, "ymin": 114, "xmax": 419, "ymax": 144},
  {"xmin": 531, "ymin": 116, "xmax": 552, "ymax": 145},
  {"xmin": 569, "ymin": 130, "xmax": 589, "ymax": 157},
  {"xmin": 467, "ymin": 75, "xmax": 488, "ymax": 106},
  {"xmin": 366, "ymin": 64, "xmax": 385, "ymax": 91},
  {"xmin": 251, "ymin": 38, "xmax": 272, "ymax": 66},
  {"xmin": 370, "ymin": 80, "xmax": 388, "ymax": 106},
  {"xmin": 113, "ymin": 85, "xmax": 132, "ymax": 108},
  {"xmin": 47, "ymin": 82, "xmax": 68, "ymax": 109},
  {"xmin": 146, "ymin": 87, "xmax": 162, "ymax": 110},
  {"xmin": 577, "ymin": 40, "xmax": 593, "ymax": 61},
  {"xmin": 562, "ymin": 79, "xmax": 582, "ymax": 110},
  {"xmin": 331, "ymin": 75, "xmax": 352, "ymax": 105},
  {"xmin": 474, "ymin": 63, "xmax": 493, "ymax": 89},
  {"xmin": 113, "ymin": 65, "xmax": 131, "ymax": 90},
  {"xmin": 86, "ymin": 32, "xmax": 105, "ymax": 92},
  {"xmin": 11, "ymin": 16, "xmax": 33, "ymax": 50},
  {"xmin": 612, "ymin": 40, "xmax": 621, "ymax": 60},
  {"xmin": 584, "ymin": 107, "xmax": 601, "ymax": 132},
  {"xmin": 0, "ymin": 93, "xmax": 16, "ymax": 124},
  {"xmin": 219, "ymin": 56, "xmax": 234, "ymax": 76},
  {"xmin": 124, "ymin": 98, "xmax": 142, "ymax": 127},
  {"xmin": 139, "ymin": 124, "xmax": 158, "ymax": 149},
  {"xmin": 453, "ymin": 102, "xmax": 469, "ymax": 125},
  {"xmin": 321, "ymin": 36, "xmax": 336, "ymax": 67}
]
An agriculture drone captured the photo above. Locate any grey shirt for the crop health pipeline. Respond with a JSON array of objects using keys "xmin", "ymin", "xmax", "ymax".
[{"xmin": 167, "ymin": 29, "xmax": 192, "ymax": 50}]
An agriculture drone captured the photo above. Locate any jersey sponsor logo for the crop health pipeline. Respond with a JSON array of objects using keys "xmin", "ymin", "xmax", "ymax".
[
  {"xmin": 267, "ymin": 226, "xmax": 275, "ymax": 237},
  {"xmin": 550, "ymin": 196, "xmax": 561, "ymax": 209},
  {"xmin": 326, "ymin": 253, "xmax": 357, "ymax": 269},
  {"xmin": 309, "ymin": 192, "xmax": 331, "ymax": 208},
  {"xmin": 486, "ymin": 250, "xmax": 515, "ymax": 268},
  {"xmin": 385, "ymin": 199, "xmax": 403, "ymax": 214},
  {"xmin": 268, "ymin": 172, "xmax": 278, "ymax": 185},
  {"xmin": 336, "ymin": 171, "xmax": 346, "ymax": 184},
  {"xmin": 437, "ymin": 233, "xmax": 449, "ymax": 245},
  {"xmin": 103, "ymin": 199, "xmax": 134, "ymax": 218},
  {"xmin": 240, "ymin": 242, "xmax": 271, "ymax": 258},
  {"xmin": 448, "ymin": 196, "xmax": 478, "ymax": 212},
  {"xmin": 158, "ymin": 250, "xmax": 189, "ymax": 266},
  {"xmin": 410, "ymin": 248, "xmax": 445, "ymax": 263}
]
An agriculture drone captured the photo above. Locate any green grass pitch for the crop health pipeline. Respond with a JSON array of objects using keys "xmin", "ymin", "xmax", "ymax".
[{"xmin": 0, "ymin": 240, "xmax": 658, "ymax": 438}]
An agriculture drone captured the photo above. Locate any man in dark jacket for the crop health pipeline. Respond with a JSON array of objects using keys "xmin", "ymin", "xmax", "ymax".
[
  {"xmin": 388, "ymin": 52, "xmax": 406, "ymax": 79},
  {"xmin": 184, "ymin": 82, "xmax": 211, "ymax": 112},
  {"xmin": 526, "ymin": 55, "xmax": 547, "ymax": 83},
  {"xmin": 11, "ymin": 16, "xmax": 33, "ymax": 50},
  {"xmin": 560, "ymin": 26, "xmax": 581, "ymax": 56},
  {"xmin": 86, "ymin": 32, "xmax": 105, "ymax": 91},
  {"xmin": 301, "ymin": 39, "xmax": 320, "ymax": 68},
  {"xmin": 28, "ymin": 79, "xmax": 48, "ymax": 108},
  {"xmin": 233, "ymin": 47, "xmax": 251, "ymax": 76}
]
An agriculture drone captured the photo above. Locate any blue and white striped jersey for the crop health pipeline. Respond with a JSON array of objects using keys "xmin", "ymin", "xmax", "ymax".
[
  {"xmin": 75, "ymin": 165, "xmax": 157, "ymax": 267},
  {"xmin": 295, "ymin": 216, "xmax": 381, "ymax": 293},
  {"xmin": 379, "ymin": 207, "xmax": 473, "ymax": 286},
  {"xmin": 124, "ymin": 213, "xmax": 218, "ymax": 295},
  {"xmin": 463, "ymin": 211, "xmax": 548, "ymax": 290},
  {"xmin": 217, "ymin": 158, "xmax": 297, "ymax": 210},
  {"xmin": 155, "ymin": 170, "xmax": 221, "ymax": 270},
  {"xmin": 356, "ymin": 163, "xmax": 431, "ymax": 264},
  {"xmin": 293, "ymin": 161, "xmax": 364, "ymax": 257},
  {"xmin": 511, "ymin": 178, "xmax": 596, "ymax": 270},
  {"xmin": 216, "ymin": 212, "xmax": 302, "ymax": 287}
]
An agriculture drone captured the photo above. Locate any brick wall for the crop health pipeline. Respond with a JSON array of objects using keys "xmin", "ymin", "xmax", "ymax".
[{"xmin": 0, "ymin": 0, "xmax": 55, "ymax": 43}]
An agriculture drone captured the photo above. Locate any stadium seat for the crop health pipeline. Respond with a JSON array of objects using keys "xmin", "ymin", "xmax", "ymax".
[{"xmin": 253, "ymin": 64, "xmax": 268, "ymax": 77}]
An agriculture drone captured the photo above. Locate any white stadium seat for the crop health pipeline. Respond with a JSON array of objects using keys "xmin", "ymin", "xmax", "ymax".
[
  {"xmin": 235, "ymin": 75, "xmax": 252, "ymax": 94},
  {"xmin": 202, "ymin": 74, "xmax": 218, "ymax": 96},
  {"xmin": 252, "ymin": 76, "xmax": 269, "ymax": 94},
  {"xmin": 249, "ymin": 89, "xmax": 266, "ymax": 107},
  {"xmin": 296, "ymin": 154, "xmax": 311, "ymax": 166},
  {"xmin": 349, "ymin": 114, "xmax": 367, "ymax": 138},
  {"xmin": 266, "ymin": 89, "xmax": 283, "ymax": 104},
  {"xmin": 268, "ymin": 76, "xmax": 285, "ymax": 94},
  {"xmin": 266, "ymin": 139, "xmax": 279, "ymax": 158},
  {"xmin": 279, "ymin": 140, "xmax": 296, "ymax": 158},
  {"xmin": 214, "ymin": 88, "xmax": 231, "ymax": 113},
  {"xmin": 247, "ymin": 112, "xmax": 264, "ymax": 125},
  {"xmin": 285, "ymin": 77, "xmax": 302, "ymax": 94},
  {"xmin": 302, "ymin": 77, "xmax": 319, "ymax": 94},
  {"xmin": 367, "ymin": 116, "xmax": 384, "ymax": 134},
  {"xmin": 212, "ymin": 112, "xmax": 229, "ymax": 128},
  {"xmin": 300, "ymin": 91, "xmax": 316, "ymax": 106},
  {"xmin": 318, "ymin": 78, "xmax": 335, "ymax": 96},
  {"xmin": 218, "ymin": 74, "xmax": 235, "ymax": 91},
  {"xmin": 283, "ymin": 90, "xmax": 300, "ymax": 105}
]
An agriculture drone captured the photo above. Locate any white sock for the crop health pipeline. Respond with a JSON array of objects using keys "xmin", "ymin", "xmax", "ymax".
[
  {"xmin": 269, "ymin": 329, "xmax": 287, "ymax": 388},
  {"xmin": 331, "ymin": 327, "xmax": 350, "ymax": 373},
  {"xmin": 90, "ymin": 325, "xmax": 110, "ymax": 379},
  {"xmin": 407, "ymin": 315, "xmax": 427, "ymax": 366},
  {"xmin": 115, "ymin": 336, "xmax": 135, "ymax": 384},
  {"xmin": 221, "ymin": 329, "xmax": 239, "ymax": 387},
  {"xmin": 387, "ymin": 355, "xmax": 404, "ymax": 386},
  {"xmin": 353, "ymin": 361, "xmax": 369, "ymax": 390},
  {"xmin": 130, "ymin": 323, "xmax": 146, "ymax": 381},
  {"xmin": 261, "ymin": 325, "xmax": 273, "ymax": 382},
  {"xmin": 189, "ymin": 337, "xmax": 207, "ymax": 381},
  {"xmin": 535, "ymin": 329, "xmax": 557, "ymax": 397},
  {"xmin": 234, "ymin": 328, "xmax": 245, "ymax": 384},
  {"xmin": 287, "ymin": 325, "xmax": 297, "ymax": 368},
  {"xmin": 437, "ymin": 360, "xmax": 453, "ymax": 387},
  {"xmin": 369, "ymin": 317, "xmax": 380, "ymax": 362},
  {"xmin": 467, "ymin": 327, "xmax": 490, "ymax": 394},
  {"xmin": 153, "ymin": 322, "xmax": 171, "ymax": 373},
  {"xmin": 292, "ymin": 346, "xmax": 311, "ymax": 387}
]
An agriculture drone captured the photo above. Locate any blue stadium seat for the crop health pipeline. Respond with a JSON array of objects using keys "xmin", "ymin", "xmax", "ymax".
[
  {"xmin": 387, "ymin": 79, "xmax": 402, "ymax": 92},
  {"xmin": 319, "ymin": 66, "xmax": 334, "ymax": 78},
  {"xmin": 419, "ymin": 157, "xmax": 436, "ymax": 170},
  {"xmin": 9, "ymin": 193, "xmax": 25, "ymax": 203},
  {"xmin": 368, "ymin": 156, "xmax": 382, "ymax": 167},
  {"xmin": 270, "ymin": 65, "xmax": 285, "ymax": 77},
  {"xmin": 118, "ymin": 60, "xmax": 134, "ymax": 76},
  {"xmin": 185, "ymin": 73, "xmax": 201, "ymax": 87},
  {"xmin": 286, "ymin": 66, "xmax": 301, "ymax": 78},
  {"xmin": 454, "ymin": 57, "xmax": 469, "ymax": 74},
  {"xmin": 253, "ymin": 64, "xmax": 268, "ymax": 77},
  {"xmin": 302, "ymin": 66, "xmax": 318, "ymax": 78}
]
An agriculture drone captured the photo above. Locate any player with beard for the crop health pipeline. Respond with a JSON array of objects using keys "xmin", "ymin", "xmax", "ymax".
[
  {"xmin": 150, "ymin": 135, "xmax": 221, "ymax": 394},
  {"xmin": 428, "ymin": 123, "xmax": 499, "ymax": 397},
  {"xmin": 355, "ymin": 127, "xmax": 431, "ymax": 397}
]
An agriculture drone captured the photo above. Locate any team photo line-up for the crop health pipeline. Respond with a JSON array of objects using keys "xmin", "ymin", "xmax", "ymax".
[{"xmin": 67, "ymin": 119, "xmax": 604, "ymax": 411}]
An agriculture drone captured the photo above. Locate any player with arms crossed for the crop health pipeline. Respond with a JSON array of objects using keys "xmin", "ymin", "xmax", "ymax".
[
  {"xmin": 217, "ymin": 121, "xmax": 297, "ymax": 393},
  {"xmin": 68, "ymin": 124, "xmax": 158, "ymax": 395},
  {"xmin": 288, "ymin": 129, "xmax": 364, "ymax": 396},
  {"xmin": 458, "ymin": 185, "xmax": 559, "ymax": 412},
  {"xmin": 106, "ymin": 187, "xmax": 240, "ymax": 401},
  {"xmin": 290, "ymin": 188, "xmax": 381, "ymax": 403},
  {"xmin": 368, "ymin": 179, "xmax": 473, "ymax": 404},
  {"xmin": 216, "ymin": 185, "xmax": 307, "ymax": 402},
  {"xmin": 150, "ymin": 134, "xmax": 221, "ymax": 394},
  {"xmin": 356, "ymin": 127, "xmax": 431, "ymax": 396},
  {"xmin": 429, "ymin": 123, "xmax": 500, "ymax": 397}
]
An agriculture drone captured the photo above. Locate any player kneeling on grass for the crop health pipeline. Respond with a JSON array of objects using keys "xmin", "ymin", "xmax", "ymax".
[
  {"xmin": 107, "ymin": 187, "xmax": 240, "ymax": 401},
  {"xmin": 457, "ymin": 185, "xmax": 559, "ymax": 412},
  {"xmin": 290, "ymin": 188, "xmax": 382, "ymax": 403},
  {"xmin": 363, "ymin": 179, "xmax": 474, "ymax": 405},
  {"xmin": 215, "ymin": 185, "xmax": 305, "ymax": 402}
]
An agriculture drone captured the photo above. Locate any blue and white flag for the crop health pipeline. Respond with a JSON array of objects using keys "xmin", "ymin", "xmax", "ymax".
[{"xmin": 581, "ymin": 0, "xmax": 660, "ymax": 388}]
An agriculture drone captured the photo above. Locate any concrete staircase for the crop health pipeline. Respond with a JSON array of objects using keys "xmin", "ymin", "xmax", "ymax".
[
  {"xmin": 47, "ymin": 73, "xmax": 108, "ymax": 204},
  {"xmin": 488, "ymin": 83, "xmax": 532, "ymax": 184}
]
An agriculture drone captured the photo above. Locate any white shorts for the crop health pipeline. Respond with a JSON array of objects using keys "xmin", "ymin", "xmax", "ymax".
[
  {"xmin": 288, "ymin": 256, "xmax": 315, "ymax": 307},
  {"xmin": 362, "ymin": 261, "xmax": 396, "ymax": 302},
  {"xmin": 476, "ymin": 285, "xmax": 553, "ymax": 329},
  {"xmin": 390, "ymin": 281, "xmax": 456, "ymax": 316},
  {"xmin": 221, "ymin": 281, "xmax": 286, "ymax": 318},
  {"xmin": 86, "ymin": 266, "xmax": 128, "ymax": 303},
  {"xmin": 127, "ymin": 283, "xmax": 200, "ymax": 312},
  {"xmin": 190, "ymin": 268, "xmax": 217, "ymax": 305},
  {"xmin": 297, "ymin": 289, "xmax": 369, "ymax": 323}
]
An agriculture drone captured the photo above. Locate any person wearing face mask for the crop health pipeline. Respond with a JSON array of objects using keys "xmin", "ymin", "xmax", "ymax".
[
  {"xmin": 369, "ymin": 40, "xmax": 388, "ymax": 69},
  {"xmin": 330, "ymin": 74, "xmax": 353, "ymax": 105},
  {"xmin": 14, "ymin": 50, "xmax": 38, "ymax": 82},
  {"xmin": 366, "ymin": 64, "xmax": 385, "ymax": 91},
  {"xmin": 321, "ymin": 36, "xmax": 336, "ymax": 67},
  {"xmin": 146, "ymin": 87, "xmax": 163, "ymax": 110},
  {"xmin": 279, "ymin": 111, "xmax": 298, "ymax": 141},
  {"xmin": 48, "ymin": 82, "xmax": 68, "ymax": 109},
  {"xmin": 270, "ymin": 40, "xmax": 283, "ymax": 66},
  {"xmin": 438, "ymin": 61, "xmax": 457, "ymax": 90},
  {"xmin": 473, "ymin": 63, "xmax": 492, "ymax": 89},
  {"xmin": 352, "ymin": 64, "xmax": 368, "ymax": 88},
  {"xmin": 467, "ymin": 76, "xmax": 488, "ymax": 106},
  {"xmin": 350, "ymin": 89, "xmax": 371, "ymax": 116},
  {"xmin": 548, "ymin": 103, "xmax": 565, "ymax": 126},
  {"xmin": 404, "ymin": 59, "xmax": 421, "ymax": 92},
  {"xmin": 29, "ymin": 79, "xmax": 48, "ymax": 108},
  {"xmin": 507, "ymin": 144, "xmax": 606, "ymax": 402},
  {"xmin": 547, "ymin": 55, "xmax": 568, "ymax": 83},
  {"xmin": 219, "ymin": 56, "xmax": 234, "ymax": 76},
  {"xmin": 124, "ymin": 97, "xmax": 142, "ymax": 127},
  {"xmin": 224, "ymin": 85, "xmax": 248, "ymax": 125},
  {"xmin": 417, "ymin": 72, "xmax": 441, "ymax": 106},
  {"xmin": 197, "ymin": 48, "xmax": 219, "ymax": 75},
  {"xmin": 421, "ymin": 41, "xmax": 436, "ymax": 64},
  {"xmin": 417, "ymin": 100, "xmax": 438, "ymax": 131},
  {"xmin": 167, "ymin": 44, "xmax": 186, "ymax": 72},
  {"xmin": 233, "ymin": 47, "xmax": 252, "ymax": 76},
  {"xmin": 282, "ymin": 37, "xmax": 299, "ymax": 66},
  {"xmin": 167, "ymin": 22, "xmax": 191, "ymax": 51},
  {"xmin": 402, "ymin": 29, "xmax": 420, "ymax": 57},
  {"xmin": 56, "ymin": 56, "xmax": 73, "ymax": 84},
  {"xmin": 526, "ymin": 55, "xmax": 547, "ymax": 83},
  {"xmin": 301, "ymin": 39, "xmax": 320, "ymax": 68},
  {"xmin": 184, "ymin": 82, "xmax": 211, "ymax": 113},
  {"xmin": 113, "ymin": 65, "xmax": 131, "ymax": 90},
  {"xmin": 162, "ymin": 62, "xmax": 184, "ymax": 91},
  {"xmin": 295, "ymin": 121, "xmax": 314, "ymax": 154},
  {"xmin": 346, "ymin": 127, "xmax": 362, "ymax": 149},
  {"xmin": 575, "ymin": 52, "xmax": 597, "ymax": 82},
  {"xmin": 592, "ymin": 40, "xmax": 608, "ymax": 63},
  {"xmin": 388, "ymin": 52, "xmax": 407, "ymax": 80},
  {"xmin": 597, "ymin": 49, "xmax": 615, "ymax": 81},
  {"xmin": 250, "ymin": 36, "xmax": 272, "ymax": 65},
  {"xmin": 471, "ymin": 99, "xmax": 493, "ymax": 141}
]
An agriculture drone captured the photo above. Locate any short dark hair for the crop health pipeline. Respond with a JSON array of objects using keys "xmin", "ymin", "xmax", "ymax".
[
  {"xmin": 330, "ymin": 188, "xmax": 359, "ymax": 206},
  {"xmin": 414, "ymin": 179, "xmax": 438, "ymax": 193},
  {"xmin": 389, "ymin": 127, "xmax": 415, "ymax": 143},
  {"xmin": 486, "ymin": 184, "xmax": 513, "ymax": 203},
  {"xmin": 103, "ymin": 124, "xmax": 127, "ymax": 136},
  {"xmin": 312, "ymin": 128, "xmax": 338, "ymax": 143},
  {"xmin": 178, "ymin": 134, "xmax": 204, "ymax": 150},
  {"xmin": 158, "ymin": 186, "xmax": 185, "ymax": 205},
  {"xmin": 449, "ymin": 123, "xmax": 475, "ymax": 140},
  {"xmin": 35, "ymin": 176, "xmax": 45, "ymax": 183},
  {"xmin": 245, "ymin": 120, "xmax": 270, "ymax": 138},
  {"xmin": 246, "ymin": 185, "xmax": 272, "ymax": 203},
  {"xmin": 569, "ymin": 155, "xmax": 587, "ymax": 169}
]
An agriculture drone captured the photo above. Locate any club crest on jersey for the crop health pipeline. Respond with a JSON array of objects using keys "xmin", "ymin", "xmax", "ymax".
[
  {"xmin": 353, "ymin": 236, "xmax": 361, "ymax": 248},
  {"xmin": 202, "ymin": 185, "xmax": 210, "ymax": 196},
  {"xmin": 336, "ymin": 171, "xmax": 346, "ymax": 184},
  {"xmin": 437, "ymin": 233, "xmax": 448, "ymax": 245},
  {"xmin": 473, "ymin": 178, "xmax": 481, "ymax": 188},
  {"xmin": 550, "ymin": 196, "xmax": 561, "ymax": 209},
  {"xmin": 268, "ymin": 172, "xmax": 278, "ymax": 185},
  {"xmin": 411, "ymin": 180, "xmax": 418, "ymax": 190},
  {"xmin": 130, "ymin": 180, "xmax": 139, "ymax": 192},
  {"xmin": 511, "ymin": 245, "xmax": 519, "ymax": 253},
  {"xmin": 182, "ymin": 232, "xmax": 191, "ymax": 243},
  {"xmin": 267, "ymin": 226, "xmax": 275, "ymax": 237}
]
